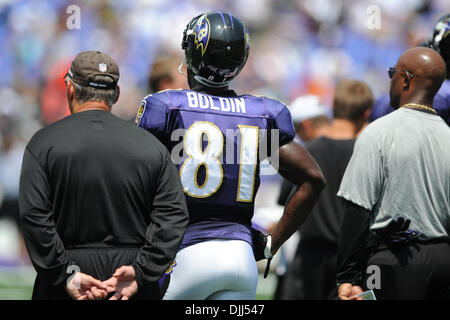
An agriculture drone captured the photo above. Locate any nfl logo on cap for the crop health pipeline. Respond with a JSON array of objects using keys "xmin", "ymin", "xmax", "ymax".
[{"xmin": 99, "ymin": 63, "xmax": 107, "ymax": 72}]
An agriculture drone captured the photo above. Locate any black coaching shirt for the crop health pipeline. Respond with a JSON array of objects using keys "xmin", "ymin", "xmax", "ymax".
[
  {"xmin": 19, "ymin": 110, "xmax": 189, "ymax": 289},
  {"xmin": 299, "ymin": 137, "xmax": 355, "ymax": 246},
  {"xmin": 281, "ymin": 137, "xmax": 355, "ymax": 246}
]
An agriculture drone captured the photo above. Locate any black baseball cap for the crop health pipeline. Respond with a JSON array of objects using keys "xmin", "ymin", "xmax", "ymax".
[{"xmin": 65, "ymin": 51, "xmax": 120, "ymax": 89}]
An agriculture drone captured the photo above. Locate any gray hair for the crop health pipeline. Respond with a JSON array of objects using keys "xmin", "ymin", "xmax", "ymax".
[{"xmin": 69, "ymin": 75, "xmax": 118, "ymax": 107}]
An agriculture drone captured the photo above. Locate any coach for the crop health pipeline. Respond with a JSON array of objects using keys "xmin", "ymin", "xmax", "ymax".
[
  {"xmin": 336, "ymin": 47, "xmax": 450, "ymax": 300},
  {"xmin": 19, "ymin": 51, "xmax": 189, "ymax": 300}
]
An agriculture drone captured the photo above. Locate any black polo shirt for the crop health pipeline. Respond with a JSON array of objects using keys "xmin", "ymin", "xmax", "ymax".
[{"xmin": 19, "ymin": 110, "xmax": 188, "ymax": 292}]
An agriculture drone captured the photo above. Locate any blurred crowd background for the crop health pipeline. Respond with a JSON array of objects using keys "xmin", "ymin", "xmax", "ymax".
[{"xmin": 0, "ymin": 0, "xmax": 448, "ymax": 299}]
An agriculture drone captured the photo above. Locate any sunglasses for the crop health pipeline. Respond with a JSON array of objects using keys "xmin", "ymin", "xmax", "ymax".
[{"xmin": 388, "ymin": 67, "xmax": 414, "ymax": 79}]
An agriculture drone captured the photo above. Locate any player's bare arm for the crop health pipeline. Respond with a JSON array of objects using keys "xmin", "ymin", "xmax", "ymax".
[{"xmin": 270, "ymin": 141, "xmax": 326, "ymax": 254}]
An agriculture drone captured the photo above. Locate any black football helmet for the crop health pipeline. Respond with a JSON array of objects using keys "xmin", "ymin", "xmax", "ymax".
[
  {"xmin": 428, "ymin": 14, "xmax": 450, "ymax": 62},
  {"xmin": 181, "ymin": 11, "xmax": 250, "ymax": 88}
]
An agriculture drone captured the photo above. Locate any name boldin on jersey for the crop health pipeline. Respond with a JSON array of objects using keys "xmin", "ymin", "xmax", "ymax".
[{"xmin": 186, "ymin": 91, "xmax": 246, "ymax": 114}]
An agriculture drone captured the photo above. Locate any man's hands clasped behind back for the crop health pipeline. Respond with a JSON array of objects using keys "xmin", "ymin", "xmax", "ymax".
[
  {"xmin": 66, "ymin": 272, "xmax": 108, "ymax": 300},
  {"xmin": 66, "ymin": 265, "xmax": 138, "ymax": 300},
  {"xmin": 102, "ymin": 266, "xmax": 138, "ymax": 300}
]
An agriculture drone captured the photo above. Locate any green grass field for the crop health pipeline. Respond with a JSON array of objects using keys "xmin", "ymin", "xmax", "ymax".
[
  {"xmin": 0, "ymin": 266, "xmax": 35, "ymax": 300},
  {"xmin": 0, "ymin": 267, "xmax": 275, "ymax": 300}
]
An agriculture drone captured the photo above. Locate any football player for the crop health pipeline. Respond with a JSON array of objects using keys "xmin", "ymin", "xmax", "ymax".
[
  {"xmin": 136, "ymin": 11, "xmax": 325, "ymax": 299},
  {"xmin": 370, "ymin": 14, "xmax": 450, "ymax": 125}
]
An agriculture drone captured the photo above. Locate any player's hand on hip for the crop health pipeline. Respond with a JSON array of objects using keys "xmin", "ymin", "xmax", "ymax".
[
  {"xmin": 103, "ymin": 265, "xmax": 138, "ymax": 300},
  {"xmin": 338, "ymin": 283, "xmax": 364, "ymax": 300},
  {"xmin": 65, "ymin": 272, "xmax": 108, "ymax": 300}
]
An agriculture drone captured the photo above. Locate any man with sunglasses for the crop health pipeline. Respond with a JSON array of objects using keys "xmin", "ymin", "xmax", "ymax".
[
  {"xmin": 18, "ymin": 51, "xmax": 189, "ymax": 300},
  {"xmin": 336, "ymin": 47, "xmax": 450, "ymax": 300},
  {"xmin": 370, "ymin": 14, "xmax": 450, "ymax": 125}
]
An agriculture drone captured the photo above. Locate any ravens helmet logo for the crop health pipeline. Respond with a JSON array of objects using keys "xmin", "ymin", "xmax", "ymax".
[{"xmin": 194, "ymin": 15, "xmax": 210, "ymax": 57}]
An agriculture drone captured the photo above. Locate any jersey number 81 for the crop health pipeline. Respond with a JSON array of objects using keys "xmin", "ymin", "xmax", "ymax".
[{"xmin": 179, "ymin": 121, "xmax": 258, "ymax": 202}]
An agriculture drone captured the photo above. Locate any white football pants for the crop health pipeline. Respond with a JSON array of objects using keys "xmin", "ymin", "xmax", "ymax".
[{"xmin": 162, "ymin": 239, "xmax": 258, "ymax": 300}]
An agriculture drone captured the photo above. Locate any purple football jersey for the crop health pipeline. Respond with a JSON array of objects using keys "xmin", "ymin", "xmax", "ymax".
[
  {"xmin": 136, "ymin": 89, "xmax": 295, "ymax": 249},
  {"xmin": 435, "ymin": 79, "xmax": 450, "ymax": 124}
]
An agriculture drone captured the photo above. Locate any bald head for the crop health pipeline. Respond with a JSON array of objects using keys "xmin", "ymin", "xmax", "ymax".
[
  {"xmin": 398, "ymin": 47, "xmax": 446, "ymax": 83},
  {"xmin": 390, "ymin": 47, "xmax": 447, "ymax": 109}
]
